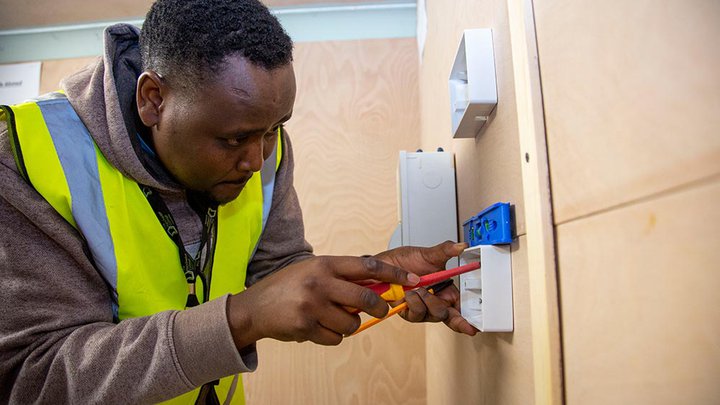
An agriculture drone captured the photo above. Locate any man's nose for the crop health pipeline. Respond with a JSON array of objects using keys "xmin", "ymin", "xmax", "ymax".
[{"xmin": 237, "ymin": 134, "xmax": 265, "ymax": 172}]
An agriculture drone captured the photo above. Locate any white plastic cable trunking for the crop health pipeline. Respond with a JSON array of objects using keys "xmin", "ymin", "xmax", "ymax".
[{"xmin": 449, "ymin": 28, "xmax": 498, "ymax": 139}]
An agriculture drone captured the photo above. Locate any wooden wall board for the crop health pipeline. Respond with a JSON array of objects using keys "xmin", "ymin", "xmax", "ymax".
[
  {"xmin": 0, "ymin": 0, "xmax": 153, "ymax": 29},
  {"xmin": 287, "ymin": 38, "xmax": 420, "ymax": 256},
  {"xmin": 245, "ymin": 318, "xmax": 426, "ymax": 405},
  {"xmin": 556, "ymin": 177, "xmax": 720, "ymax": 404},
  {"xmin": 39, "ymin": 56, "xmax": 97, "ymax": 94},
  {"xmin": 506, "ymin": 0, "xmax": 562, "ymax": 402},
  {"xmin": 420, "ymin": 1, "xmax": 562, "ymax": 404},
  {"xmin": 244, "ymin": 38, "xmax": 426, "ymax": 404},
  {"xmin": 533, "ymin": 0, "xmax": 720, "ymax": 224},
  {"xmin": 0, "ymin": 0, "xmax": 398, "ymax": 30},
  {"xmin": 426, "ymin": 236, "xmax": 535, "ymax": 405},
  {"xmin": 418, "ymin": 0, "xmax": 526, "ymax": 237}
]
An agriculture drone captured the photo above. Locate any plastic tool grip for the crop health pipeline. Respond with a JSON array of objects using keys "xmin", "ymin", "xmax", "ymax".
[{"xmin": 365, "ymin": 261, "xmax": 481, "ymax": 300}]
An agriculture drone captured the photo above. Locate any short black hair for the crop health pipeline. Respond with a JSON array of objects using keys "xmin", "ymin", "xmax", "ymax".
[{"xmin": 140, "ymin": 0, "xmax": 293, "ymax": 89}]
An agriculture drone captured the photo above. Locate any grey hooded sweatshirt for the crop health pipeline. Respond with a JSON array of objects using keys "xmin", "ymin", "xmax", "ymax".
[{"xmin": 0, "ymin": 24, "xmax": 313, "ymax": 403}]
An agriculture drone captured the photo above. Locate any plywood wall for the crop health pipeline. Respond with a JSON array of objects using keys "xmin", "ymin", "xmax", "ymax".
[
  {"xmin": 244, "ymin": 38, "xmax": 426, "ymax": 405},
  {"xmin": 287, "ymin": 38, "xmax": 421, "ymax": 256},
  {"xmin": 534, "ymin": 0, "xmax": 720, "ymax": 403},
  {"xmin": 419, "ymin": 0, "xmax": 554, "ymax": 404},
  {"xmin": 39, "ymin": 57, "xmax": 97, "ymax": 94},
  {"xmin": 535, "ymin": 0, "xmax": 720, "ymax": 224}
]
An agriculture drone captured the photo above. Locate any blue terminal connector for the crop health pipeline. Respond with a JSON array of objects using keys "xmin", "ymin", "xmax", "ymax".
[{"xmin": 462, "ymin": 202, "xmax": 512, "ymax": 246}]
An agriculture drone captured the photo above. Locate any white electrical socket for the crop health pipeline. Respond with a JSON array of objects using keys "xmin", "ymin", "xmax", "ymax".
[{"xmin": 459, "ymin": 245, "xmax": 513, "ymax": 332}]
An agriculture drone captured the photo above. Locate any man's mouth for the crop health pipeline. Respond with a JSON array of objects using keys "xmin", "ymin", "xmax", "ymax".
[{"xmin": 220, "ymin": 174, "xmax": 253, "ymax": 186}]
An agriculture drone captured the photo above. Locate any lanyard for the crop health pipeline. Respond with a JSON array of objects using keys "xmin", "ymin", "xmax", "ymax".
[{"xmin": 140, "ymin": 185, "xmax": 218, "ymax": 308}]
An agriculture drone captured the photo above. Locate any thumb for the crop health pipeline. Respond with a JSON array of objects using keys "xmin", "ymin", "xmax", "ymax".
[{"xmin": 421, "ymin": 241, "xmax": 468, "ymax": 268}]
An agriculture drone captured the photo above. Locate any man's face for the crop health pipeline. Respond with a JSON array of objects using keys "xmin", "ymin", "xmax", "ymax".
[{"xmin": 149, "ymin": 55, "xmax": 296, "ymax": 204}]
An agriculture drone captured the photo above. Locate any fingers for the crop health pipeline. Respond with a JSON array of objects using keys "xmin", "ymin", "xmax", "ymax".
[
  {"xmin": 397, "ymin": 283, "xmax": 477, "ymax": 338},
  {"xmin": 321, "ymin": 255, "xmax": 423, "ymax": 318},
  {"xmin": 307, "ymin": 327, "xmax": 345, "ymax": 346},
  {"xmin": 325, "ymin": 278, "xmax": 391, "ymax": 319},
  {"xmin": 250, "ymin": 286, "xmax": 363, "ymax": 345},
  {"xmin": 433, "ymin": 284, "xmax": 478, "ymax": 336},
  {"xmin": 444, "ymin": 307, "xmax": 478, "ymax": 336},
  {"xmin": 325, "ymin": 256, "xmax": 420, "ymax": 287},
  {"xmin": 312, "ymin": 306, "xmax": 364, "ymax": 344},
  {"xmin": 402, "ymin": 288, "xmax": 450, "ymax": 323},
  {"xmin": 420, "ymin": 240, "xmax": 468, "ymax": 268},
  {"xmin": 434, "ymin": 284, "xmax": 462, "ymax": 309},
  {"xmin": 284, "ymin": 314, "xmax": 355, "ymax": 346},
  {"xmin": 374, "ymin": 241, "xmax": 468, "ymax": 277}
]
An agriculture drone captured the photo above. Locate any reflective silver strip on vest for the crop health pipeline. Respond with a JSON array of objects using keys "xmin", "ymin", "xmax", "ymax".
[
  {"xmin": 251, "ymin": 138, "xmax": 279, "ymax": 260},
  {"xmin": 260, "ymin": 141, "xmax": 279, "ymax": 231},
  {"xmin": 37, "ymin": 98, "xmax": 120, "ymax": 317}
]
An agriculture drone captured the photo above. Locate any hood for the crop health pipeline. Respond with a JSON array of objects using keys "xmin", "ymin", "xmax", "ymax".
[{"xmin": 61, "ymin": 23, "xmax": 177, "ymax": 192}]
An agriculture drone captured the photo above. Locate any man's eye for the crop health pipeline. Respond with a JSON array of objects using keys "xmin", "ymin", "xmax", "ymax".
[{"xmin": 226, "ymin": 137, "xmax": 244, "ymax": 147}]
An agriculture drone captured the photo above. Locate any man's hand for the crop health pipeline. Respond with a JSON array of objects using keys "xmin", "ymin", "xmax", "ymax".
[
  {"xmin": 374, "ymin": 241, "xmax": 478, "ymax": 336},
  {"xmin": 226, "ymin": 256, "xmax": 420, "ymax": 348}
]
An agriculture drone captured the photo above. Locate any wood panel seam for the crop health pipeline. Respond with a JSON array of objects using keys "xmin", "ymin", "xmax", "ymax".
[{"xmin": 554, "ymin": 172, "xmax": 720, "ymax": 227}]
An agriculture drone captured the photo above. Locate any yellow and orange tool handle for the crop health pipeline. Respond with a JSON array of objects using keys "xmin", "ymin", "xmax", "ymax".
[
  {"xmin": 351, "ymin": 300, "xmax": 410, "ymax": 335},
  {"xmin": 346, "ymin": 262, "xmax": 480, "ymax": 314},
  {"xmin": 352, "ymin": 279, "xmax": 455, "ymax": 335},
  {"xmin": 374, "ymin": 283, "xmax": 406, "ymax": 302}
]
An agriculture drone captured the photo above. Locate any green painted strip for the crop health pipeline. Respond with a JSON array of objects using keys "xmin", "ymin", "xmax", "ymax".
[
  {"xmin": 0, "ymin": 2, "xmax": 416, "ymax": 64},
  {"xmin": 274, "ymin": 2, "xmax": 416, "ymax": 42}
]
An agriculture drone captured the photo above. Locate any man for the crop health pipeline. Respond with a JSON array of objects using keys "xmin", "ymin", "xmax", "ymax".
[{"xmin": 0, "ymin": 0, "xmax": 476, "ymax": 403}]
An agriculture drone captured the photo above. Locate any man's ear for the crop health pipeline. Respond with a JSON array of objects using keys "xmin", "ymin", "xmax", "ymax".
[{"xmin": 136, "ymin": 71, "xmax": 165, "ymax": 128}]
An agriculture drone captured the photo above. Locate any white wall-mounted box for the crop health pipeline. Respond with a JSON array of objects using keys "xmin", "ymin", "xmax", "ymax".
[
  {"xmin": 449, "ymin": 29, "xmax": 498, "ymax": 139},
  {"xmin": 388, "ymin": 151, "xmax": 458, "ymax": 266},
  {"xmin": 459, "ymin": 245, "xmax": 513, "ymax": 332}
]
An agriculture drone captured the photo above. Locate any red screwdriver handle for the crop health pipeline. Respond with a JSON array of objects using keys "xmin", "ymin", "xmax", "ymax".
[
  {"xmin": 364, "ymin": 261, "xmax": 481, "ymax": 297},
  {"xmin": 415, "ymin": 261, "xmax": 481, "ymax": 287}
]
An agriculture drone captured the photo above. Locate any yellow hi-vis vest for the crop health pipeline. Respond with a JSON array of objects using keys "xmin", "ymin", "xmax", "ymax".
[{"xmin": 0, "ymin": 93, "xmax": 283, "ymax": 404}]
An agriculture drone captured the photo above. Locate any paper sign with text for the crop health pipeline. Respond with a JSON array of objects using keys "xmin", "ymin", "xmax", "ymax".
[{"xmin": 0, "ymin": 62, "xmax": 42, "ymax": 105}]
